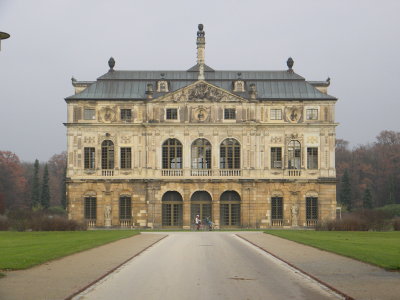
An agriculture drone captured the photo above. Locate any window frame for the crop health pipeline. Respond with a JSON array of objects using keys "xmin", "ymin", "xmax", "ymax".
[
  {"xmin": 270, "ymin": 147, "xmax": 282, "ymax": 169},
  {"xmin": 101, "ymin": 140, "xmax": 114, "ymax": 169},
  {"xmin": 162, "ymin": 139, "xmax": 183, "ymax": 169},
  {"xmin": 271, "ymin": 197, "xmax": 283, "ymax": 220},
  {"xmin": 120, "ymin": 147, "xmax": 132, "ymax": 169},
  {"xmin": 220, "ymin": 138, "xmax": 240, "ymax": 169},
  {"xmin": 83, "ymin": 108, "xmax": 96, "ymax": 120},
  {"xmin": 84, "ymin": 147, "xmax": 95, "ymax": 169},
  {"xmin": 120, "ymin": 109, "xmax": 132, "ymax": 122},
  {"xmin": 191, "ymin": 139, "xmax": 212, "ymax": 169},
  {"xmin": 119, "ymin": 196, "xmax": 132, "ymax": 220},
  {"xmin": 224, "ymin": 108, "xmax": 236, "ymax": 120},
  {"xmin": 166, "ymin": 108, "xmax": 178, "ymax": 120},
  {"xmin": 270, "ymin": 109, "xmax": 282, "ymax": 120},
  {"xmin": 288, "ymin": 140, "xmax": 301, "ymax": 169},
  {"xmin": 84, "ymin": 196, "xmax": 97, "ymax": 220},
  {"xmin": 307, "ymin": 147, "xmax": 318, "ymax": 169},
  {"xmin": 306, "ymin": 109, "xmax": 319, "ymax": 120}
]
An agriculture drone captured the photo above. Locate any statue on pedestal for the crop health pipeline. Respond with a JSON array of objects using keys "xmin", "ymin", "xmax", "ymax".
[
  {"xmin": 104, "ymin": 205, "xmax": 112, "ymax": 227},
  {"xmin": 291, "ymin": 205, "xmax": 299, "ymax": 227}
]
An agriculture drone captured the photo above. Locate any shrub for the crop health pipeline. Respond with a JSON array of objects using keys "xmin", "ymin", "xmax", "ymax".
[
  {"xmin": 393, "ymin": 218, "xmax": 400, "ymax": 231},
  {"xmin": 376, "ymin": 204, "xmax": 400, "ymax": 218},
  {"xmin": 317, "ymin": 209, "xmax": 391, "ymax": 231},
  {"xmin": 46, "ymin": 206, "xmax": 67, "ymax": 216}
]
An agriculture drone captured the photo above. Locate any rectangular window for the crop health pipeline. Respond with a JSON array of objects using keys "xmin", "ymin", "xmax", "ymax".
[
  {"xmin": 121, "ymin": 109, "xmax": 132, "ymax": 121},
  {"xmin": 84, "ymin": 147, "xmax": 95, "ymax": 169},
  {"xmin": 120, "ymin": 147, "xmax": 132, "ymax": 169},
  {"xmin": 119, "ymin": 196, "xmax": 132, "ymax": 220},
  {"xmin": 84, "ymin": 196, "xmax": 96, "ymax": 220},
  {"xmin": 224, "ymin": 108, "xmax": 236, "ymax": 120},
  {"xmin": 166, "ymin": 108, "xmax": 178, "ymax": 120},
  {"xmin": 306, "ymin": 197, "xmax": 318, "ymax": 220},
  {"xmin": 83, "ymin": 108, "xmax": 96, "ymax": 120},
  {"xmin": 271, "ymin": 147, "xmax": 282, "ymax": 169},
  {"xmin": 306, "ymin": 109, "xmax": 318, "ymax": 120},
  {"xmin": 270, "ymin": 109, "xmax": 282, "ymax": 120},
  {"xmin": 271, "ymin": 197, "xmax": 283, "ymax": 220},
  {"xmin": 307, "ymin": 148, "xmax": 318, "ymax": 169}
]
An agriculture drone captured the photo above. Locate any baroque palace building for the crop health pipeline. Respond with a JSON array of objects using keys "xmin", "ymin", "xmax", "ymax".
[{"xmin": 65, "ymin": 25, "xmax": 338, "ymax": 229}]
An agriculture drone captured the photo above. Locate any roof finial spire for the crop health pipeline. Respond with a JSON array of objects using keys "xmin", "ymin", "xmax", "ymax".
[{"xmin": 197, "ymin": 24, "xmax": 205, "ymax": 80}]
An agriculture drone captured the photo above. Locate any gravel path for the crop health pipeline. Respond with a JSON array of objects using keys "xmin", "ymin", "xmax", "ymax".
[
  {"xmin": 0, "ymin": 233, "xmax": 166, "ymax": 300},
  {"xmin": 238, "ymin": 232, "xmax": 400, "ymax": 300}
]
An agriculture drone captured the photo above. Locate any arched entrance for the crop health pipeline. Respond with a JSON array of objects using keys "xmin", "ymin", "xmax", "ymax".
[
  {"xmin": 190, "ymin": 191, "xmax": 212, "ymax": 223},
  {"xmin": 162, "ymin": 191, "xmax": 183, "ymax": 227},
  {"xmin": 220, "ymin": 191, "xmax": 241, "ymax": 227}
]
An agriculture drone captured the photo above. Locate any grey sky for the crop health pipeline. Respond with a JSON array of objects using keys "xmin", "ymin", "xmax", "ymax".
[{"xmin": 0, "ymin": 0, "xmax": 399, "ymax": 162}]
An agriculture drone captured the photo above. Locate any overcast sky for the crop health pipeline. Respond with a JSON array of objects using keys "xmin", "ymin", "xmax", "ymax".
[{"xmin": 0, "ymin": 0, "xmax": 399, "ymax": 162}]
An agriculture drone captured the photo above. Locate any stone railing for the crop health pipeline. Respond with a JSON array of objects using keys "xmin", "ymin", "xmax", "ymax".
[
  {"xmin": 120, "ymin": 219, "xmax": 132, "ymax": 228},
  {"xmin": 219, "ymin": 169, "xmax": 242, "ymax": 176},
  {"xmin": 161, "ymin": 169, "xmax": 183, "ymax": 176},
  {"xmin": 102, "ymin": 169, "xmax": 114, "ymax": 176},
  {"xmin": 271, "ymin": 219, "xmax": 284, "ymax": 227},
  {"xmin": 191, "ymin": 169, "xmax": 212, "ymax": 176},
  {"xmin": 287, "ymin": 169, "xmax": 301, "ymax": 176},
  {"xmin": 86, "ymin": 219, "xmax": 96, "ymax": 228},
  {"xmin": 306, "ymin": 219, "xmax": 318, "ymax": 227}
]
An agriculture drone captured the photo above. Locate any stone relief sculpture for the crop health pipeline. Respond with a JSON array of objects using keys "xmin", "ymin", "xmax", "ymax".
[
  {"xmin": 285, "ymin": 106, "xmax": 302, "ymax": 123},
  {"xmin": 188, "ymin": 83, "xmax": 225, "ymax": 101},
  {"xmin": 99, "ymin": 107, "xmax": 117, "ymax": 123}
]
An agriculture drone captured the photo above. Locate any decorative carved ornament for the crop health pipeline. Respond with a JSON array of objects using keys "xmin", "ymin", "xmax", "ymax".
[
  {"xmin": 193, "ymin": 106, "xmax": 210, "ymax": 122},
  {"xmin": 155, "ymin": 81, "xmax": 246, "ymax": 103},
  {"xmin": 271, "ymin": 136, "xmax": 282, "ymax": 143},
  {"xmin": 307, "ymin": 136, "xmax": 319, "ymax": 144},
  {"xmin": 99, "ymin": 106, "xmax": 117, "ymax": 123},
  {"xmin": 284, "ymin": 106, "xmax": 302, "ymax": 123}
]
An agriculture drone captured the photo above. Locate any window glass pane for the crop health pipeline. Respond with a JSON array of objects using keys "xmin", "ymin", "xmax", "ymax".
[
  {"xmin": 306, "ymin": 109, "xmax": 318, "ymax": 120},
  {"xmin": 271, "ymin": 147, "xmax": 282, "ymax": 169},
  {"xmin": 120, "ymin": 147, "xmax": 132, "ymax": 169},
  {"xmin": 84, "ymin": 109, "xmax": 96, "ymax": 120},
  {"xmin": 84, "ymin": 147, "xmax": 95, "ymax": 169},
  {"xmin": 307, "ymin": 147, "xmax": 318, "ymax": 169},
  {"xmin": 166, "ymin": 108, "xmax": 178, "ymax": 120},
  {"xmin": 270, "ymin": 109, "xmax": 282, "ymax": 120},
  {"xmin": 224, "ymin": 108, "xmax": 236, "ymax": 120},
  {"xmin": 121, "ymin": 109, "xmax": 132, "ymax": 121}
]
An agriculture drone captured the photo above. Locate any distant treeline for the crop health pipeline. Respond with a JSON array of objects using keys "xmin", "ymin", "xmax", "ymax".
[{"xmin": 337, "ymin": 130, "xmax": 400, "ymax": 210}]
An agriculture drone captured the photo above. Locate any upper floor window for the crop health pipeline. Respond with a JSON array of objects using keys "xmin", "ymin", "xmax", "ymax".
[
  {"xmin": 120, "ymin": 147, "xmax": 132, "ymax": 169},
  {"xmin": 220, "ymin": 138, "xmax": 240, "ymax": 169},
  {"xmin": 162, "ymin": 139, "xmax": 182, "ymax": 169},
  {"xmin": 84, "ymin": 147, "xmax": 95, "ymax": 169},
  {"xmin": 191, "ymin": 138, "xmax": 212, "ymax": 169},
  {"xmin": 101, "ymin": 140, "xmax": 114, "ymax": 169},
  {"xmin": 121, "ymin": 109, "xmax": 132, "ymax": 122},
  {"xmin": 270, "ymin": 109, "xmax": 282, "ymax": 120},
  {"xmin": 288, "ymin": 140, "xmax": 301, "ymax": 169},
  {"xmin": 84, "ymin": 108, "xmax": 96, "ymax": 120},
  {"xmin": 306, "ymin": 109, "xmax": 318, "ymax": 120},
  {"xmin": 271, "ymin": 147, "xmax": 282, "ymax": 169},
  {"xmin": 224, "ymin": 108, "xmax": 236, "ymax": 120},
  {"xmin": 307, "ymin": 147, "xmax": 318, "ymax": 169},
  {"xmin": 166, "ymin": 108, "xmax": 178, "ymax": 120}
]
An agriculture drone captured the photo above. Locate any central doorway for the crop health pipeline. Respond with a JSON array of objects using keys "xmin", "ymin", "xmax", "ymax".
[
  {"xmin": 190, "ymin": 191, "xmax": 212, "ymax": 224},
  {"xmin": 162, "ymin": 191, "xmax": 183, "ymax": 227}
]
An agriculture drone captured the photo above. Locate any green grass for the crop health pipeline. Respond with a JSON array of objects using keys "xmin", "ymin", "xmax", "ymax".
[
  {"xmin": 0, "ymin": 230, "xmax": 139, "ymax": 270},
  {"xmin": 264, "ymin": 230, "xmax": 400, "ymax": 270}
]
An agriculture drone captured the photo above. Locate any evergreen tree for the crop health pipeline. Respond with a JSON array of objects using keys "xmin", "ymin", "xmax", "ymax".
[
  {"xmin": 61, "ymin": 166, "xmax": 67, "ymax": 209},
  {"xmin": 363, "ymin": 187, "xmax": 373, "ymax": 209},
  {"xmin": 340, "ymin": 169, "xmax": 352, "ymax": 211},
  {"xmin": 31, "ymin": 159, "xmax": 41, "ymax": 208},
  {"xmin": 41, "ymin": 164, "xmax": 50, "ymax": 209}
]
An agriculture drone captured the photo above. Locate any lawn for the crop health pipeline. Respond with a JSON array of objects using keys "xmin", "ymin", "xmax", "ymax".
[
  {"xmin": 264, "ymin": 230, "xmax": 400, "ymax": 270},
  {"xmin": 0, "ymin": 230, "xmax": 139, "ymax": 270}
]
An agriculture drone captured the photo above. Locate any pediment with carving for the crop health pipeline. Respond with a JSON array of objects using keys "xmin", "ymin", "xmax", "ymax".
[{"xmin": 153, "ymin": 81, "xmax": 247, "ymax": 103}]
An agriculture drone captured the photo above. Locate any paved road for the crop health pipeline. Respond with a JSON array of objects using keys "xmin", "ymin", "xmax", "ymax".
[{"xmin": 74, "ymin": 232, "xmax": 341, "ymax": 300}]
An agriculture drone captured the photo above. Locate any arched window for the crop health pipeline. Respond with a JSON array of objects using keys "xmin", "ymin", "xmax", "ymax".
[
  {"xmin": 288, "ymin": 140, "xmax": 301, "ymax": 169},
  {"xmin": 191, "ymin": 191, "xmax": 212, "ymax": 223},
  {"xmin": 191, "ymin": 139, "xmax": 211, "ymax": 169},
  {"xmin": 220, "ymin": 191, "xmax": 241, "ymax": 227},
  {"xmin": 162, "ymin": 139, "xmax": 182, "ymax": 169},
  {"xmin": 101, "ymin": 140, "xmax": 114, "ymax": 169},
  {"xmin": 162, "ymin": 191, "xmax": 183, "ymax": 227},
  {"xmin": 220, "ymin": 138, "xmax": 240, "ymax": 169}
]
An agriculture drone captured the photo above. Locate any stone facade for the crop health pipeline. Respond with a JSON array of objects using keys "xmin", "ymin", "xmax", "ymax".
[{"xmin": 65, "ymin": 25, "xmax": 338, "ymax": 229}]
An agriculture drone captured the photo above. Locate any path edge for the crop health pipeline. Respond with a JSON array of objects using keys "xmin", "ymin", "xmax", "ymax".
[
  {"xmin": 236, "ymin": 234, "xmax": 354, "ymax": 300},
  {"xmin": 65, "ymin": 234, "xmax": 168, "ymax": 300}
]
